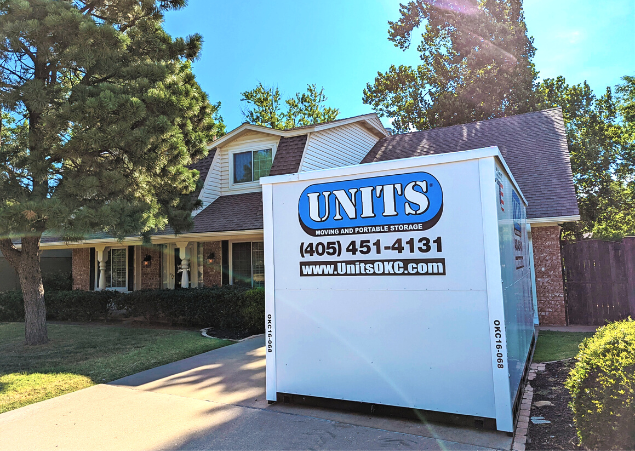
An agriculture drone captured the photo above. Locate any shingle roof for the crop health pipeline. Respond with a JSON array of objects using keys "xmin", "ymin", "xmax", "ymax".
[
  {"xmin": 362, "ymin": 108, "xmax": 579, "ymax": 220},
  {"xmin": 188, "ymin": 150, "xmax": 216, "ymax": 199},
  {"xmin": 269, "ymin": 135, "xmax": 308, "ymax": 176},
  {"xmin": 190, "ymin": 192, "xmax": 263, "ymax": 233}
]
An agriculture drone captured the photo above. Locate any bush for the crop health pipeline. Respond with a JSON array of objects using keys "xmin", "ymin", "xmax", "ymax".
[
  {"xmin": 0, "ymin": 289, "xmax": 119, "ymax": 322},
  {"xmin": 566, "ymin": 319, "xmax": 635, "ymax": 450},
  {"xmin": 46, "ymin": 290, "xmax": 120, "ymax": 322},
  {"xmin": 42, "ymin": 270, "xmax": 72, "ymax": 292},
  {"xmin": 0, "ymin": 291, "xmax": 25, "ymax": 322},
  {"xmin": 114, "ymin": 286, "xmax": 265, "ymax": 332},
  {"xmin": 0, "ymin": 286, "xmax": 265, "ymax": 333}
]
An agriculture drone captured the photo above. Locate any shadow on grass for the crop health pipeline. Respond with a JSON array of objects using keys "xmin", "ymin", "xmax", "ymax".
[{"xmin": 0, "ymin": 322, "xmax": 232, "ymax": 413}]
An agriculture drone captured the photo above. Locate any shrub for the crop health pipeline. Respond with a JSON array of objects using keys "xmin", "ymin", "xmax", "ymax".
[
  {"xmin": 115, "ymin": 286, "xmax": 265, "ymax": 332},
  {"xmin": 0, "ymin": 291, "xmax": 25, "ymax": 322},
  {"xmin": 566, "ymin": 319, "xmax": 635, "ymax": 450},
  {"xmin": 42, "ymin": 270, "xmax": 72, "ymax": 292},
  {"xmin": 46, "ymin": 290, "xmax": 120, "ymax": 322},
  {"xmin": 0, "ymin": 286, "xmax": 265, "ymax": 333},
  {"xmin": 242, "ymin": 288, "xmax": 265, "ymax": 332},
  {"xmin": 0, "ymin": 289, "xmax": 119, "ymax": 322}
]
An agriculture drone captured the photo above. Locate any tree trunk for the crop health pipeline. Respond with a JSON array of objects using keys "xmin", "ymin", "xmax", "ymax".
[
  {"xmin": 19, "ymin": 236, "xmax": 48, "ymax": 345},
  {"xmin": 0, "ymin": 236, "xmax": 48, "ymax": 345}
]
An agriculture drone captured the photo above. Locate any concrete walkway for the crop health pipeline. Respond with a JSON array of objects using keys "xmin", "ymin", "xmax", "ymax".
[{"xmin": 0, "ymin": 337, "xmax": 512, "ymax": 451}]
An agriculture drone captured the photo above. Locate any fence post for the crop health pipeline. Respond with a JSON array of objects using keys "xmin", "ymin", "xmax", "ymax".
[{"xmin": 624, "ymin": 237, "xmax": 635, "ymax": 317}]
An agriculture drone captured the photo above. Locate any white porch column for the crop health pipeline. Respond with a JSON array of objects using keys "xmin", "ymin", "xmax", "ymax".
[
  {"xmin": 176, "ymin": 241, "xmax": 190, "ymax": 289},
  {"xmin": 95, "ymin": 246, "xmax": 108, "ymax": 291}
]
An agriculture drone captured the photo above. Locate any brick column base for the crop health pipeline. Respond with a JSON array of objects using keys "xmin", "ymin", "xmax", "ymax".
[
  {"xmin": 72, "ymin": 248, "xmax": 91, "ymax": 291},
  {"xmin": 203, "ymin": 241, "xmax": 222, "ymax": 286},
  {"xmin": 532, "ymin": 225, "xmax": 566, "ymax": 326},
  {"xmin": 140, "ymin": 246, "xmax": 162, "ymax": 289}
]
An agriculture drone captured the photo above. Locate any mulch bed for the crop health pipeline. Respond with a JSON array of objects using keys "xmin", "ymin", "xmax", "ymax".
[{"xmin": 526, "ymin": 360, "xmax": 581, "ymax": 450}]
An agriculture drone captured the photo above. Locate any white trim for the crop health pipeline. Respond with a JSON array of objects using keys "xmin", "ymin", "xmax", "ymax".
[
  {"xmin": 528, "ymin": 215, "xmax": 579, "ymax": 226},
  {"xmin": 479, "ymin": 158, "xmax": 514, "ymax": 433},
  {"xmin": 104, "ymin": 247, "xmax": 129, "ymax": 292},
  {"xmin": 262, "ymin": 182, "xmax": 277, "ymax": 401},
  {"xmin": 36, "ymin": 230, "xmax": 264, "ymax": 249},
  {"xmin": 228, "ymin": 144, "xmax": 277, "ymax": 190},
  {"xmin": 207, "ymin": 113, "xmax": 389, "ymax": 151}
]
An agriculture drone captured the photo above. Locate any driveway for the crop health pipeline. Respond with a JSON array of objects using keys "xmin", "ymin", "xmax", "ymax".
[{"xmin": 0, "ymin": 337, "xmax": 512, "ymax": 450}]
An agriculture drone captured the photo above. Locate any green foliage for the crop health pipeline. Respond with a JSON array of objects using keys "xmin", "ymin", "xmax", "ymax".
[
  {"xmin": 538, "ymin": 76, "xmax": 635, "ymax": 239},
  {"xmin": 0, "ymin": 289, "xmax": 119, "ymax": 322},
  {"xmin": 241, "ymin": 82, "xmax": 339, "ymax": 130},
  {"xmin": 0, "ymin": 286, "xmax": 265, "ymax": 332},
  {"xmin": 566, "ymin": 319, "xmax": 635, "ymax": 449},
  {"xmin": 0, "ymin": 290, "xmax": 23, "ymax": 321},
  {"xmin": 363, "ymin": 0, "xmax": 539, "ymax": 133},
  {"xmin": 42, "ymin": 270, "xmax": 72, "ymax": 292},
  {"xmin": 46, "ymin": 290, "xmax": 120, "ymax": 322},
  {"xmin": 241, "ymin": 287, "xmax": 265, "ymax": 332},
  {"xmin": 116, "ymin": 286, "xmax": 265, "ymax": 332},
  {"xmin": 0, "ymin": 0, "xmax": 225, "ymax": 242}
]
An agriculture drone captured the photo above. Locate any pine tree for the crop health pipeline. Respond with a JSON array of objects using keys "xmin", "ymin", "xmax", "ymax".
[
  {"xmin": 241, "ymin": 83, "xmax": 339, "ymax": 130},
  {"xmin": 0, "ymin": 0, "xmax": 224, "ymax": 344}
]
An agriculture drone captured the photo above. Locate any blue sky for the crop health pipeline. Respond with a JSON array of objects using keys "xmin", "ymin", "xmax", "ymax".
[{"xmin": 163, "ymin": 0, "xmax": 635, "ymax": 130}]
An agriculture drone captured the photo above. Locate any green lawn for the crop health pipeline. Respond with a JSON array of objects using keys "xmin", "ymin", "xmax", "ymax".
[
  {"xmin": 0, "ymin": 322, "xmax": 232, "ymax": 414},
  {"xmin": 533, "ymin": 330, "xmax": 595, "ymax": 362}
]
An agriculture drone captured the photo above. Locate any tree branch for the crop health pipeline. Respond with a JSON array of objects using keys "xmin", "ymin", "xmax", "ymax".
[{"xmin": 0, "ymin": 238, "xmax": 21, "ymax": 268}]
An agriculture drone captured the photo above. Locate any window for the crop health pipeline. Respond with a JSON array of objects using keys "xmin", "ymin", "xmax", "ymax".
[
  {"xmin": 252, "ymin": 242, "xmax": 264, "ymax": 288},
  {"xmin": 231, "ymin": 242, "xmax": 265, "ymax": 287},
  {"xmin": 233, "ymin": 149, "xmax": 272, "ymax": 184},
  {"xmin": 105, "ymin": 248, "xmax": 127, "ymax": 289}
]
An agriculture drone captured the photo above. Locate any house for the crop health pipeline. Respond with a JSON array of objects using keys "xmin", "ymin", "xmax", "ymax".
[{"xmin": 37, "ymin": 108, "xmax": 578, "ymax": 326}]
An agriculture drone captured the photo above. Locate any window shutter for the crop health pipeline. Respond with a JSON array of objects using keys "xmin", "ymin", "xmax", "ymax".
[
  {"xmin": 221, "ymin": 240, "xmax": 229, "ymax": 286},
  {"xmin": 128, "ymin": 246, "xmax": 135, "ymax": 291}
]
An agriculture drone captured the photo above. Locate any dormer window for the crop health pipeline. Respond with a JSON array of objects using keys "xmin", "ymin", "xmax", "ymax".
[{"xmin": 233, "ymin": 149, "xmax": 273, "ymax": 183}]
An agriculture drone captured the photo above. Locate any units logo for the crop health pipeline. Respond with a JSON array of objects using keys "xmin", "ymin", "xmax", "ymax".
[{"xmin": 298, "ymin": 172, "xmax": 443, "ymax": 236}]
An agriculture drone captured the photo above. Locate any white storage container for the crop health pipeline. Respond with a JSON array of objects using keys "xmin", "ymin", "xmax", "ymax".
[{"xmin": 260, "ymin": 146, "xmax": 535, "ymax": 432}]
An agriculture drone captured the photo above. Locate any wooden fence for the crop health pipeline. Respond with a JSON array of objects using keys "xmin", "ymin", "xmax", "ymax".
[{"xmin": 562, "ymin": 238, "xmax": 635, "ymax": 325}]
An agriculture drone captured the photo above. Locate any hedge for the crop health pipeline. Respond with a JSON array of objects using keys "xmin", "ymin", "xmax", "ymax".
[
  {"xmin": 0, "ymin": 290, "xmax": 119, "ymax": 322},
  {"xmin": 566, "ymin": 319, "xmax": 635, "ymax": 450},
  {"xmin": 0, "ymin": 286, "xmax": 265, "ymax": 333},
  {"xmin": 114, "ymin": 286, "xmax": 265, "ymax": 333}
]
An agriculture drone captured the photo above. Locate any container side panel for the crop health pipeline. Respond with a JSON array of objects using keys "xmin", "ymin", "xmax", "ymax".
[
  {"xmin": 495, "ymin": 161, "xmax": 534, "ymax": 405},
  {"xmin": 275, "ymin": 289, "xmax": 496, "ymax": 417},
  {"xmin": 270, "ymin": 158, "xmax": 494, "ymax": 419}
]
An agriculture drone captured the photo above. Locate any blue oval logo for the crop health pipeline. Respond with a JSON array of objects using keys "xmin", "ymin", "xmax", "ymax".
[{"xmin": 298, "ymin": 172, "xmax": 443, "ymax": 236}]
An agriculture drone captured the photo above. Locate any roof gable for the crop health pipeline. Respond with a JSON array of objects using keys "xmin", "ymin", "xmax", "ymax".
[{"xmin": 208, "ymin": 113, "xmax": 388, "ymax": 151}]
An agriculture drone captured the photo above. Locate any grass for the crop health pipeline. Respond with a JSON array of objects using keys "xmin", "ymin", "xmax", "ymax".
[
  {"xmin": 533, "ymin": 330, "xmax": 595, "ymax": 362},
  {"xmin": 0, "ymin": 322, "xmax": 232, "ymax": 414}
]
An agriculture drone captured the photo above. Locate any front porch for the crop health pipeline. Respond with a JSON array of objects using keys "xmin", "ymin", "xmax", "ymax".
[{"xmin": 69, "ymin": 235, "xmax": 264, "ymax": 292}]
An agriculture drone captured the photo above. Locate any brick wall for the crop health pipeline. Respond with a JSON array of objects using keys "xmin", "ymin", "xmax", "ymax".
[
  {"xmin": 140, "ymin": 246, "xmax": 162, "ymax": 289},
  {"xmin": 203, "ymin": 241, "xmax": 222, "ymax": 286},
  {"xmin": 532, "ymin": 225, "xmax": 566, "ymax": 326},
  {"xmin": 72, "ymin": 248, "xmax": 91, "ymax": 291}
]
